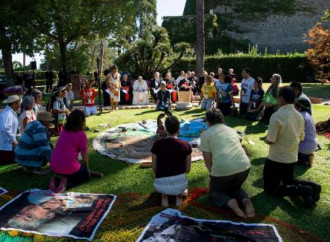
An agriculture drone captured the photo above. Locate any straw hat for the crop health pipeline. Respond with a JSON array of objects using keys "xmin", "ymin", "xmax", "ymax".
[
  {"xmin": 3, "ymin": 95, "xmax": 21, "ymax": 104},
  {"xmin": 37, "ymin": 112, "xmax": 54, "ymax": 122}
]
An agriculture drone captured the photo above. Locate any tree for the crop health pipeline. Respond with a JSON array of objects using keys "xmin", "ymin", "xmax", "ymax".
[
  {"xmin": 305, "ymin": 10, "xmax": 330, "ymax": 80},
  {"xmin": 195, "ymin": 0, "xmax": 205, "ymax": 77},
  {"xmin": 32, "ymin": 0, "xmax": 131, "ymax": 71},
  {"xmin": 0, "ymin": 0, "xmax": 40, "ymax": 85},
  {"xmin": 116, "ymin": 26, "xmax": 190, "ymax": 79}
]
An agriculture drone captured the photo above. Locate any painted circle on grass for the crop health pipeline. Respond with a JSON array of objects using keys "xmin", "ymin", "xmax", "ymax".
[{"xmin": 92, "ymin": 120, "xmax": 207, "ymax": 164}]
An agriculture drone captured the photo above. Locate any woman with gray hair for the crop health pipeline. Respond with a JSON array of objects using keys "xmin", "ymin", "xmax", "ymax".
[
  {"xmin": 261, "ymin": 73, "xmax": 282, "ymax": 124},
  {"xmin": 19, "ymin": 95, "xmax": 36, "ymax": 132},
  {"xmin": 31, "ymin": 89, "xmax": 44, "ymax": 115}
]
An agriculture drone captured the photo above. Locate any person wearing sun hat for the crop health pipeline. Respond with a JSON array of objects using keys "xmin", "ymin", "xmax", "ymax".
[
  {"xmin": 15, "ymin": 112, "xmax": 53, "ymax": 174},
  {"xmin": 0, "ymin": 95, "xmax": 21, "ymax": 163}
]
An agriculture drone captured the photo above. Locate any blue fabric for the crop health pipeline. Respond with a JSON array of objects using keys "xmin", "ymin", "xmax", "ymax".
[
  {"xmin": 179, "ymin": 121, "xmax": 208, "ymax": 138},
  {"xmin": 15, "ymin": 120, "xmax": 52, "ymax": 167}
]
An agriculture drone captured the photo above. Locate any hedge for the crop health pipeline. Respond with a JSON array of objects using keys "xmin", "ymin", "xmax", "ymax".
[
  {"xmin": 0, "ymin": 71, "xmax": 58, "ymax": 81},
  {"xmin": 171, "ymin": 55, "xmax": 315, "ymax": 82}
]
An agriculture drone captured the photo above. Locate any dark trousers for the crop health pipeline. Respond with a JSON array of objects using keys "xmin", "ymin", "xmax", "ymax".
[
  {"xmin": 263, "ymin": 159, "xmax": 296, "ymax": 196},
  {"xmin": 0, "ymin": 150, "xmax": 15, "ymax": 164},
  {"xmin": 261, "ymin": 106, "xmax": 275, "ymax": 124},
  {"xmin": 246, "ymin": 109, "xmax": 264, "ymax": 121},
  {"xmin": 46, "ymin": 80, "xmax": 53, "ymax": 93},
  {"xmin": 210, "ymin": 169, "xmax": 250, "ymax": 208},
  {"xmin": 64, "ymin": 165, "xmax": 90, "ymax": 188},
  {"xmin": 239, "ymin": 102, "xmax": 249, "ymax": 115},
  {"xmin": 218, "ymin": 102, "xmax": 232, "ymax": 116}
]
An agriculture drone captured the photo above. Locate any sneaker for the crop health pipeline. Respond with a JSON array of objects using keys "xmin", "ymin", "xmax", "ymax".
[
  {"xmin": 56, "ymin": 177, "xmax": 67, "ymax": 193},
  {"xmin": 49, "ymin": 176, "xmax": 56, "ymax": 192}
]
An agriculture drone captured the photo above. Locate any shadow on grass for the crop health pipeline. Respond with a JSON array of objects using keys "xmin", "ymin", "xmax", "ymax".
[
  {"xmin": 250, "ymin": 157, "xmax": 266, "ymax": 166},
  {"xmin": 182, "ymin": 109, "xmax": 205, "ymax": 115},
  {"xmin": 244, "ymin": 122, "xmax": 268, "ymax": 135},
  {"xmin": 135, "ymin": 109, "xmax": 158, "ymax": 116}
]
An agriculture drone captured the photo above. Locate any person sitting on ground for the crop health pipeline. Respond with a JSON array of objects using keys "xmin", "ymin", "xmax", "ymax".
[
  {"xmin": 156, "ymin": 81, "xmax": 171, "ymax": 111},
  {"xmin": 290, "ymin": 81, "xmax": 312, "ymax": 115},
  {"xmin": 239, "ymin": 68, "xmax": 255, "ymax": 116},
  {"xmin": 201, "ymin": 75, "xmax": 217, "ymax": 110},
  {"xmin": 261, "ymin": 73, "xmax": 282, "ymax": 124},
  {"xmin": 263, "ymin": 86, "xmax": 321, "ymax": 207},
  {"xmin": 19, "ymin": 95, "xmax": 37, "ymax": 133},
  {"xmin": 150, "ymin": 72, "xmax": 161, "ymax": 102},
  {"xmin": 133, "ymin": 76, "xmax": 149, "ymax": 105},
  {"xmin": 246, "ymin": 77, "xmax": 265, "ymax": 121},
  {"xmin": 15, "ymin": 112, "xmax": 53, "ymax": 175},
  {"xmin": 200, "ymin": 108, "xmax": 255, "ymax": 218},
  {"xmin": 152, "ymin": 115, "xmax": 192, "ymax": 207},
  {"xmin": 65, "ymin": 83, "xmax": 74, "ymax": 110},
  {"xmin": 109, "ymin": 65, "xmax": 121, "ymax": 111},
  {"xmin": 80, "ymin": 79, "xmax": 98, "ymax": 116},
  {"xmin": 52, "ymin": 86, "xmax": 70, "ymax": 135},
  {"xmin": 215, "ymin": 72, "xmax": 235, "ymax": 115},
  {"xmin": 31, "ymin": 89, "xmax": 44, "ymax": 115},
  {"xmin": 295, "ymin": 98, "xmax": 318, "ymax": 167},
  {"xmin": 50, "ymin": 110, "xmax": 90, "ymax": 193},
  {"xmin": 0, "ymin": 95, "xmax": 21, "ymax": 163}
]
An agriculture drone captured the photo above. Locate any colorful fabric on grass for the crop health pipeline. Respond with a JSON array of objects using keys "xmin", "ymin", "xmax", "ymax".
[
  {"xmin": 0, "ymin": 189, "xmax": 116, "ymax": 241},
  {"xmin": 137, "ymin": 208, "xmax": 282, "ymax": 242},
  {"xmin": 93, "ymin": 120, "xmax": 207, "ymax": 164}
]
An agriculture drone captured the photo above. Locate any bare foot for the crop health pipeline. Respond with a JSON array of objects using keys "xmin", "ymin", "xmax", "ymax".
[
  {"xmin": 176, "ymin": 195, "xmax": 183, "ymax": 207},
  {"xmin": 227, "ymin": 199, "xmax": 247, "ymax": 219},
  {"xmin": 161, "ymin": 194, "xmax": 169, "ymax": 207},
  {"xmin": 242, "ymin": 198, "xmax": 255, "ymax": 218}
]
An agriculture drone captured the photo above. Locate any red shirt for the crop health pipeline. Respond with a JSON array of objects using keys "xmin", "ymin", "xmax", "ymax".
[{"xmin": 80, "ymin": 87, "xmax": 96, "ymax": 107}]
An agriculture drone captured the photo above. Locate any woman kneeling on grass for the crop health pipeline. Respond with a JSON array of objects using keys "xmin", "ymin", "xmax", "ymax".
[
  {"xmin": 50, "ymin": 109, "xmax": 90, "ymax": 193},
  {"xmin": 151, "ymin": 116, "xmax": 192, "ymax": 207},
  {"xmin": 200, "ymin": 108, "xmax": 255, "ymax": 218}
]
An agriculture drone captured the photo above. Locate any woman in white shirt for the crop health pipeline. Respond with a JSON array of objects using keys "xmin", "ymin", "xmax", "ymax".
[
  {"xmin": 19, "ymin": 95, "xmax": 36, "ymax": 133},
  {"xmin": 133, "ymin": 76, "xmax": 149, "ymax": 105}
]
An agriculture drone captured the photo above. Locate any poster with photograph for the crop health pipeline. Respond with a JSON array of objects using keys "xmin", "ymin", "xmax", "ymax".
[
  {"xmin": 0, "ymin": 187, "xmax": 7, "ymax": 196},
  {"xmin": 137, "ymin": 208, "xmax": 282, "ymax": 242},
  {"xmin": 0, "ymin": 189, "xmax": 116, "ymax": 241}
]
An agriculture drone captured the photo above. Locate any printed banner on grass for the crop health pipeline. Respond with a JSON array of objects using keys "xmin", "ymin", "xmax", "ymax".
[
  {"xmin": 0, "ymin": 187, "xmax": 7, "ymax": 196},
  {"xmin": 137, "ymin": 208, "xmax": 282, "ymax": 242},
  {"xmin": 0, "ymin": 189, "xmax": 116, "ymax": 241}
]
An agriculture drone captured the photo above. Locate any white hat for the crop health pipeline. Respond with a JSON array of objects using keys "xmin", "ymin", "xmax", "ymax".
[
  {"xmin": 3, "ymin": 95, "xmax": 21, "ymax": 104},
  {"xmin": 37, "ymin": 112, "xmax": 54, "ymax": 122}
]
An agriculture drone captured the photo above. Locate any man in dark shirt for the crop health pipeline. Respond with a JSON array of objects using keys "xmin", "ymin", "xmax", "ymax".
[
  {"xmin": 45, "ymin": 69, "xmax": 54, "ymax": 93},
  {"xmin": 150, "ymin": 72, "xmax": 161, "ymax": 102},
  {"xmin": 57, "ymin": 68, "xmax": 68, "ymax": 87}
]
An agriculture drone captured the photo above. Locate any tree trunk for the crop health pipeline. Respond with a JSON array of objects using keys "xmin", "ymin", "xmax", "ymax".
[
  {"xmin": 59, "ymin": 40, "xmax": 67, "ymax": 71},
  {"xmin": 195, "ymin": 0, "xmax": 205, "ymax": 78},
  {"xmin": 1, "ymin": 47, "xmax": 14, "ymax": 86}
]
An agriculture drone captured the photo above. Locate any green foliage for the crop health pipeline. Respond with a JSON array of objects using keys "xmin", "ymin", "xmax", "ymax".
[
  {"xmin": 322, "ymin": 9, "xmax": 330, "ymax": 22},
  {"xmin": 116, "ymin": 26, "xmax": 190, "ymax": 79},
  {"xmin": 183, "ymin": 0, "xmax": 196, "ymax": 15},
  {"xmin": 170, "ymin": 53, "xmax": 315, "ymax": 81},
  {"xmin": 162, "ymin": 14, "xmax": 249, "ymax": 55}
]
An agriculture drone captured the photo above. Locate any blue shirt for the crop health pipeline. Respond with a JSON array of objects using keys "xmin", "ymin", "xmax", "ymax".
[
  {"xmin": 0, "ymin": 105, "xmax": 18, "ymax": 151},
  {"xmin": 299, "ymin": 111, "xmax": 318, "ymax": 154},
  {"xmin": 15, "ymin": 120, "xmax": 52, "ymax": 167}
]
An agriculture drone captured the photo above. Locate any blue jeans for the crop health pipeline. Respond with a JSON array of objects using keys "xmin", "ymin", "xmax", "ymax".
[{"xmin": 201, "ymin": 98, "xmax": 213, "ymax": 110}]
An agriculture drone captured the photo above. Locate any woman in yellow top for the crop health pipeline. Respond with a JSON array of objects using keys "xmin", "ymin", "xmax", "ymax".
[
  {"xmin": 201, "ymin": 75, "xmax": 217, "ymax": 110},
  {"xmin": 109, "ymin": 65, "xmax": 121, "ymax": 111}
]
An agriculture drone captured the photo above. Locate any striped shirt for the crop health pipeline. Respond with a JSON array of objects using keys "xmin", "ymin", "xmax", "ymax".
[{"xmin": 15, "ymin": 120, "xmax": 52, "ymax": 167}]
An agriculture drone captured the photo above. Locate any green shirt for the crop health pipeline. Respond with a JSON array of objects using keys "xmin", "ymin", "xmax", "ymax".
[{"xmin": 200, "ymin": 124, "xmax": 251, "ymax": 177}]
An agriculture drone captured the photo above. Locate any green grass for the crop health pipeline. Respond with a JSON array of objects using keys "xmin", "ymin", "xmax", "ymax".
[{"xmin": 0, "ymin": 104, "xmax": 330, "ymax": 240}]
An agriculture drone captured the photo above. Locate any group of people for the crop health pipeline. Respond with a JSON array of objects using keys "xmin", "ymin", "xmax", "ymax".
[{"xmin": 0, "ymin": 64, "xmax": 321, "ymax": 219}]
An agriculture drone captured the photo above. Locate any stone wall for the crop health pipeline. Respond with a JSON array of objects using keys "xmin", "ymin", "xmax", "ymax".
[{"xmin": 164, "ymin": 0, "xmax": 330, "ymax": 53}]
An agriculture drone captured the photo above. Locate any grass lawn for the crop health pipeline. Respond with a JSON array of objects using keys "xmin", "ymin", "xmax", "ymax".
[{"xmin": 0, "ymin": 102, "xmax": 329, "ymax": 241}]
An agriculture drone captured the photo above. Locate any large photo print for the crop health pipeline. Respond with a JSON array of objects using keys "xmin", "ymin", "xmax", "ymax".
[
  {"xmin": 137, "ymin": 208, "xmax": 282, "ymax": 242},
  {"xmin": 0, "ymin": 187, "xmax": 7, "ymax": 196},
  {"xmin": 0, "ymin": 189, "xmax": 116, "ymax": 241}
]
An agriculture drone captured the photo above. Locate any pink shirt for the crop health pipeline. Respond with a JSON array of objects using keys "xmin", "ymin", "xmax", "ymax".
[{"xmin": 51, "ymin": 130, "xmax": 88, "ymax": 174}]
